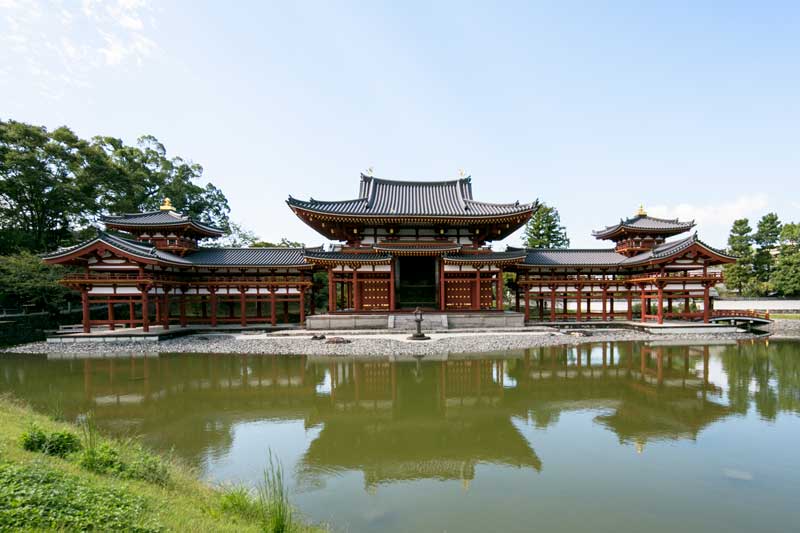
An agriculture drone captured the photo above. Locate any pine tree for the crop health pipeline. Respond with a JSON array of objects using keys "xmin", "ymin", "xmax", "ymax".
[
  {"xmin": 753, "ymin": 212, "xmax": 781, "ymax": 284},
  {"xmin": 723, "ymin": 218, "xmax": 753, "ymax": 293},
  {"xmin": 523, "ymin": 204, "xmax": 570, "ymax": 248},
  {"xmin": 771, "ymin": 223, "xmax": 800, "ymax": 296}
]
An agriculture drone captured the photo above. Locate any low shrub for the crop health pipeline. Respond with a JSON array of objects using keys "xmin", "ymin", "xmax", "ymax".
[
  {"xmin": 0, "ymin": 462, "xmax": 161, "ymax": 532},
  {"xmin": 219, "ymin": 485, "xmax": 263, "ymax": 522},
  {"xmin": 20, "ymin": 425, "xmax": 81, "ymax": 458},
  {"xmin": 79, "ymin": 442, "xmax": 125, "ymax": 475},
  {"xmin": 125, "ymin": 443, "xmax": 171, "ymax": 486}
]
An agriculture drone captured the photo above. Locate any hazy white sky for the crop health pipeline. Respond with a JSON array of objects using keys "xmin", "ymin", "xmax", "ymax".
[{"xmin": 2, "ymin": 0, "xmax": 798, "ymax": 248}]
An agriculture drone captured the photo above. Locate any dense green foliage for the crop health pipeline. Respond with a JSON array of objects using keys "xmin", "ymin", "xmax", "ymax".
[
  {"xmin": 1, "ymin": 397, "xmax": 324, "ymax": 532},
  {"xmin": 20, "ymin": 425, "xmax": 81, "ymax": 458},
  {"xmin": 724, "ymin": 214, "xmax": 800, "ymax": 296},
  {"xmin": 522, "ymin": 203, "xmax": 569, "ymax": 248},
  {"xmin": 0, "ymin": 119, "xmax": 233, "ymax": 314},
  {"xmin": 0, "ymin": 251, "xmax": 71, "ymax": 312},
  {"xmin": 0, "ymin": 120, "xmax": 231, "ymax": 255},
  {"xmin": 0, "ymin": 462, "xmax": 160, "ymax": 532}
]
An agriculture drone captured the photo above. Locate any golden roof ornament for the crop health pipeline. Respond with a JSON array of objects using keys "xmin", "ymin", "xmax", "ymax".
[
  {"xmin": 160, "ymin": 198, "xmax": 174, "ymax": 211},
  {"xmin": 636, "ymin": 204, "xmax": 647, "ymax": 217}
]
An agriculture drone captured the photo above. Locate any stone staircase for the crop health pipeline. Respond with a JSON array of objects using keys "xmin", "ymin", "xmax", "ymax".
[{"xmin": 388, "ymin": 313, "xmax": 449, "ymax": 331}]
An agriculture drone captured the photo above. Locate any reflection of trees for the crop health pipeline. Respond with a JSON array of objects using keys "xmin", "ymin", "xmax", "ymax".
[{"xmin": 720, "ymin": 341, "xmax": 800, "ymax": 420}]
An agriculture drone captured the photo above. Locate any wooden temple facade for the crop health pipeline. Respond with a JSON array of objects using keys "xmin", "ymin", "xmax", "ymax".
[{"xmin": 43, "ymin": 174, "xmax": 736, "ymax": 331}]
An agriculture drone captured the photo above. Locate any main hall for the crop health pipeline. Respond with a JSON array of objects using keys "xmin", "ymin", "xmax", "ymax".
[{"xmin": 43, "ymin": 173, "xmax": 736, "ymax": 333}]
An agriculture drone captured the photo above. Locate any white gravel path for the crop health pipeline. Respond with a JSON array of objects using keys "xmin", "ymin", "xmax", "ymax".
[{"xmin": 2, "ymin": 328, "xmax": 757, "ymax": 357}]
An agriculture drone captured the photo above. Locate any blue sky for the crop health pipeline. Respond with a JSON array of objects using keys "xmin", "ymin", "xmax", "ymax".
[{"xmin": 2, "ymin": 1, "xmax": 798, "ymax": 248}]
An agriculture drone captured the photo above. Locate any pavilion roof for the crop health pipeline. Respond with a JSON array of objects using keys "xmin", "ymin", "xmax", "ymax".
[
  {"xmin": 42, "ymin": 231, "xmax": 192, "ymax": 266},
  {"xmin": 592, "ymin": 214, "xmax": 695, "ymax": 240},
  {"xmin": 303, "ymin": 250, "xmax": 392, "ymax": 265},
  {"xmin": 186, "ymin": 247, "xmax": 314, "ymax": 267},
  {"xmin": 102, "ymin": 209, "xmax": 224, "ymax": 237},
  {"xmin": 621, "ymin": 233, "xmax": 736, "ymax": 265},
  {"xmin": 287, "ymin": 174, "xmax": 536, "ymax": 218}
]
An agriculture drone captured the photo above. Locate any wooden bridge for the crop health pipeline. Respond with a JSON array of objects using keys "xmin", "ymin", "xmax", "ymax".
[{"xmin": 708, "ymin": 309, "xmax": 772, "ymax": 326}]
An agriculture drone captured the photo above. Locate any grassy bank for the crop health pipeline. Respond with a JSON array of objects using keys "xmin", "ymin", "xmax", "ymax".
[{"xmin": 0, "ymin": 396, "xmax": 324, "ymax": 532}]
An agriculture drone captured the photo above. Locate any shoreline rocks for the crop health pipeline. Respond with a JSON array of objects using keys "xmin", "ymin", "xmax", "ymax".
[{"xmin": 2, "ymin": 328, "xmax": 758, "ymax": 358}]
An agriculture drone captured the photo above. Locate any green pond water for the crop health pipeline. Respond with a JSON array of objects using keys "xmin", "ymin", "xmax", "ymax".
[{"xmin": 2, "ymin": 340, "xmax": 799, "ymax": 533}]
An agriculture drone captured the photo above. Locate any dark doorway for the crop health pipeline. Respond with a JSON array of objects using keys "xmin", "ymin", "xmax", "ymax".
[{"xmin": 396, "ymin": 256, "xmax": 437, "ymax": 309}]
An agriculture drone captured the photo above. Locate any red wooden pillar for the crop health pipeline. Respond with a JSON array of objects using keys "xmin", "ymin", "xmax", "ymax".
[
  {"xmin": 328, "ymin": 268, "xmax": 335, "ymax": 313},
  {"xmin": 609, "ymin": 295, "xmax": 615, "ymax": 319},
  {"xmin": 496, "ymin": 269, "xmax": 504, "ymax": 311},
  {"xmin": 162, "ymin": 290, "xmax": 170, "ymax": 330},
  {"xmin": 439, "ymin": 260, "xmax": 446, "ymax": 311},
  {"xmin": 209, "ymin": 290, "xmax": 218, "ymax": 328},
  {"xmin": 129, "ymin": 300, "xmax": 135, "ymax": 327},
  {"xmin": 550, "ymin": 286, "xmax": 556, "ymax": 321},
  {"xmin": 575, "ymin": 285, "xmax": 582, "ymax": 322},
  {"xmin": 179, "ymin": 290, "xmax": 187, "ymax": 327},
  {"xmin": 299, "ymin": 287, "xmax": 306, "ymax": 324},
  {"xmin": 270, "ymin": 289, "xmax": 277, "ymax": 326},
  {"xmin": 81, "ymin": 287, "xmax": 90, "ymax": 333},
  {"xmin": 390, "ymin": 260, "xmax": 397, "ymax": 311},
  {"xmin": 703, "ymin": 285, "xmax": 710, "ymax": 323},
  {"xmin": 524, "ymin": 287, "xmax": 530, "ymax": 321},
  {"xmin": 107, "ymin": 299, "xmax": 115, "ymax": 331},
  {"xmin": 239, "ymin": 287, "xmax": 247, "ymax": 327},
  {"xmin": 155, "ymin": 294, "xmax": 161, "ymax": 325},
  {"xmin": 539, "ymin": 297, "xmax": 544, "ymax": 320},
  {"xmin": 640, "ymin": 287, "xmax": 646, "ymax": 323},
  {"xmin": 352, "ymin": 269, "xmax": 360, "ymax": 311},
  {"xmin": 472, "ymin": 270, "xmax": 481, "ymax": 310},
  {"xmin": 657, "ymin": 285, "xmax": 664, "ymax": 324},
  {"xmin": 626, "ymin": 289, "xmax": 633, "ymax": 321},
  {"xmin": 141, "ymin": 287, "xmax": 150, "ymax": 333},
  {"xmin": 601, "ymin": 286, "xmax": 608, "ymax": 320}
]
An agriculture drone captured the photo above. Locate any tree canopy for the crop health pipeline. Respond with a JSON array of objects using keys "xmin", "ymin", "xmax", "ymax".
[
  {"xmin": 0, "ymin": 119, "xmax": 231, "ymax": 255},
  {"xmin": 522, "ymin": 204, "xmax": 570, "ymax": 249}
]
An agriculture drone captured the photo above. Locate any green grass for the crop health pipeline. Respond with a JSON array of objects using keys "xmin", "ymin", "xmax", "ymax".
[
  {"xmin": 0, "ymin": 395, "xmax": 326, "ymax": 533},
  {"xmin": 772, "ymin": 313, "xmax": 800, "ymax": 320}
]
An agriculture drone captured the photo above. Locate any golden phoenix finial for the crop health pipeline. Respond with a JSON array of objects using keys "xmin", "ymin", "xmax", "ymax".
[
  {"xmin": 636, "ymin": 204, "xmax": 647, "ymax": 217},
  {"xmin": 160, "ymin": 198, "xmax": 174, "ymax": 211}
]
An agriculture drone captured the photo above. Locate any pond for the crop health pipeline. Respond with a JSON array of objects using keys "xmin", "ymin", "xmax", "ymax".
[{"xmin": 2, "ymin": 340, "xmax": 799, "ymax": 533}]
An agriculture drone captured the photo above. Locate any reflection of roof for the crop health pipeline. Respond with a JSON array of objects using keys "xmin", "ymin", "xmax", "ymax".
[
  {"xmin": 593, "ymin": 214, "xmax": 695, "ymax": 239},
  {"xmin": 287, "ymin": 175, "xmax": 535, "ymax": 218},
  {"xmin": 299, "ymin": 415, "xmax": 541, "ymax": 486},
  {"xmin": 102, "ymin": 210, "xmax": 224, "ymax": 236}
]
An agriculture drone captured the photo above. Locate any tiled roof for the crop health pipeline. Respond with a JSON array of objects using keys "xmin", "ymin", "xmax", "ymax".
[
  {"xmin": 374, "ymin": 242, "xmax": 462, "ymax": 254},
  {"xmin": 593, "ymin": 214, "xmax": 694, "ymax": 239},
  {"xmin": 102, "ymin": 210, "xmax": 224, "ymax": 236},
  {"xmin": 443, "ymin": 250, "xmax": 528, "ymax": 263},
  {"xmin": 623, "ymin": 233, "xmax": 736, "ymax": 264},
  {"xmin": 304, "ymin": 251, "xmax": 392, "ymax": 263},
  {"xmin": 187, "ymin": 247, "xmax": 309, "ymax": 266},
  {"xmin": 43, "ymin": 231, "xmax": 192, "ymax": 265},
  {"xmin": 287, "ymin": 174, "xmax": 535, "ymax": 218},
  {"xmin": 522, "ymin": 248, "xmax": 628, "ymax": 267}
]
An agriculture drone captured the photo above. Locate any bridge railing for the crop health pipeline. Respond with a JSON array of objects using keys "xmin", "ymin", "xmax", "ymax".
[{"xmin": 711, "ymin": 309, "xmax": 770, "ymax": 320}]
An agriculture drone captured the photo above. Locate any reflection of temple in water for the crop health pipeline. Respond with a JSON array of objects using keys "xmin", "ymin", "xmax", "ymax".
[{"xmin": 0, "ymin": 342, "xmax": 755, "ymax": 486}]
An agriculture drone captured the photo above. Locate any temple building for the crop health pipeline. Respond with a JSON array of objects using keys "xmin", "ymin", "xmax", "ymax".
[{"xmin": 43, "ymin": 173, "xmax": 736, "ymax": 332}]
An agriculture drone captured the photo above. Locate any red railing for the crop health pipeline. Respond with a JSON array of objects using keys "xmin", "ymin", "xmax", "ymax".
[{"xmin": 711, "ymin": 309, "xmax": 770, "ymax": 320}]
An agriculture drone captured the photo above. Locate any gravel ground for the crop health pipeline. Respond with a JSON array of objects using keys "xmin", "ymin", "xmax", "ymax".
[{"xmin": 2, "ymin": 328, "xmax": 757, "ymax": 357}]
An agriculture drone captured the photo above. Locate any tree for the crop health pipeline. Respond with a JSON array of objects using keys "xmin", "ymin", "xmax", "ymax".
[
  {"xmin": 213, "ymin": 222, "xmax": 258, "ymax": 247},
  {"xmin": 0, "ymin": 121, "xmax": 99, "ymax": 253},
  {"xmin": 93, "ymin": 135, "xmax": 231, "ymax": 230},
  {"xmin": 0, "ymin": 252, "xmax": 72, "ymax": 313},
  {"xmin": 723, "ymin": 218, "xmax": 754, "ymax": 293},
  {"xmin": 771, "ymin": 222, "xmax": 800, "ymax": 296},
  {"xmin": 252, "ymin": 237, "xmax": 304, "ymax": 248},
  {"xmin": 523, "ymin": 204, "xmax": 569, "ymax": 248},
  {"xmin": 752, "ymin": 212, "xmax": 781, "ymax": 284}
]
